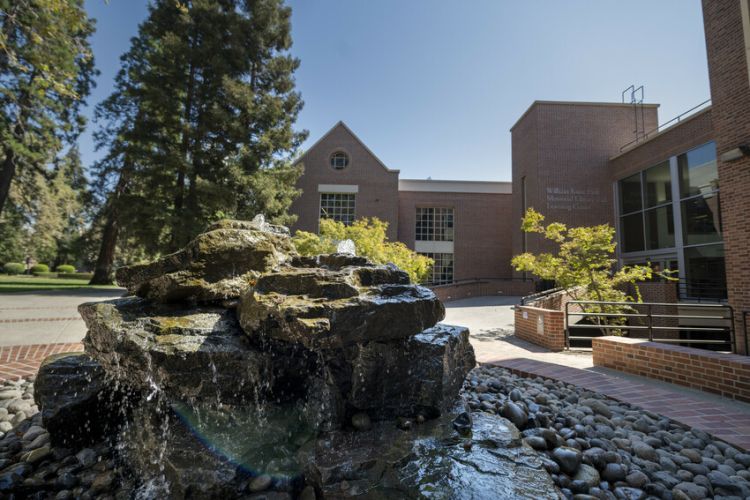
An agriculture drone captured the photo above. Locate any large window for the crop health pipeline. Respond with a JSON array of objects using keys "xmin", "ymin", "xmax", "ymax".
[
  {"xmin": 616, "ymin": 141, "xmax": 725, "ymax": 300},
  {"xmin": 320, "ymin": 193, "xmax": 355, "ymax": 225},
  {"xmin": 416, "ymin": 207, "xmax": 454, "ymax": 241},
  {"xmin": 420, "ymin": 252, "xmax": 454, "ymax": 285},
  {"xmin": 618, "ymin": 161, "xmax": 674, "ymax": 252}
]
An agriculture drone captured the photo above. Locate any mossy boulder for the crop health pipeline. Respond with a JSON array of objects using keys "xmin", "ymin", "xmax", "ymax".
[
  {"xmin": 115, "ymin": 218, "xmax": 296, "ymax": 304},
  {"xmin": 237, "ymin": 261, "xmax": 444, "ymax": 349}
]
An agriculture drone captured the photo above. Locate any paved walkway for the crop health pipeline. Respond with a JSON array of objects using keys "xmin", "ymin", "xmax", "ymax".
[
  {"xmin": 444, "ymin": 295, "xmax": 750, "ymax": 451},
  {"xmin": 0, "ymin": 288, "xmax": 124, "ymax": 346}
]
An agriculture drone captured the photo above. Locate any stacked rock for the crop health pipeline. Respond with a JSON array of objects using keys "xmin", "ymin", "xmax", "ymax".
[{"xmin": 33, "ymin": 217, "xmax": 478, "ymax": 497}]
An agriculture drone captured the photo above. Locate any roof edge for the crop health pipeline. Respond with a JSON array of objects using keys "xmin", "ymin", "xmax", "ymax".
[{"xmin": 510, "ymin": 100, "xmax": 661, "ymax": 132}]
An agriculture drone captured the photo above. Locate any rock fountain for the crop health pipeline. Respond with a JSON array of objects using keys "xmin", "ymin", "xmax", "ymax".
[{"xmin": 32, "ymin": 217, "xmax": 558, "ymax": 498}]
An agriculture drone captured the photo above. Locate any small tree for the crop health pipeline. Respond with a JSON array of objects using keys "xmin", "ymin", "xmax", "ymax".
[
  {"xmin": 293, "ymin": 218, "xmax": 433, "ymax": 283},
  {"xmin": 512, "ymin": 209, "xmax": 657, "ymax": 332}
]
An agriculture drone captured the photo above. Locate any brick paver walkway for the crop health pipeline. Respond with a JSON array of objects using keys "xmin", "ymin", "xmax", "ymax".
[{"xmin": 0, "ymin": 343, "xmax": 83, "ymax": 381}]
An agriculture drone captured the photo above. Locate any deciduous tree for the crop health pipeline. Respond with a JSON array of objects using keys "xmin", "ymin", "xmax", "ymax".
[{"xmin": 293, "ymin": 218, "xmax": 434, "ymax": 283}]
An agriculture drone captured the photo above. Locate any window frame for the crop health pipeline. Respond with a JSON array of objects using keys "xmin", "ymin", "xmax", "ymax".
[{"xmin": 319, "ymin": 192, "xmax": 356, "ymax": 227}]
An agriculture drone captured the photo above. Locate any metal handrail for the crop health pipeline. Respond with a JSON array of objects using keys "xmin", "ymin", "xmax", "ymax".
[
  {"xmin": 619, "ymin": 99, "xmax": 712, "ymax": 152},
  {"xmin": 564, "ymin": 300, "xmax": 736, "ymax": 352}
]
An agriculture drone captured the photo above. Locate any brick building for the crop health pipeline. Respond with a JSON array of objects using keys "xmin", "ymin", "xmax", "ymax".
[
  {"xmin": 290, "ymin": 0, "xmax": 750, "ymax": 351},
  {"xmin": 291, "ymin": 121, "xmax": 517, "ymax": 287}
]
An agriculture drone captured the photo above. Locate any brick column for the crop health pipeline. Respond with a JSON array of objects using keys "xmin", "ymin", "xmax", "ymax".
[{"xmin": 702, "ymin": 0, "xmax": 750, "ymax": 354}]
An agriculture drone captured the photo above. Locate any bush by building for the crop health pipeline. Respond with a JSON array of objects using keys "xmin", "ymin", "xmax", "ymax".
[
  {"xmin": 30, "ymin": 264, "xmax": 50, "ymax": 275},
  {"xmin": 55, "ymin": 264, "xmax": 76, "ymax": 273},
  {"xmin": 2, "ymin": 263, "xmax": 25, "ymax": 275}
]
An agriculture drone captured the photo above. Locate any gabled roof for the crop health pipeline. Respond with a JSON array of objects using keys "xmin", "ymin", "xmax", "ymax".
[{"xmin": 296, "ymin": 121, "xmax": 400, "ymax": 174}]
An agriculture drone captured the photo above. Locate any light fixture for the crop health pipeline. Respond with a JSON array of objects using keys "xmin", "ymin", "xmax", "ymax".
[{"xmin": 719, "ymin": 145, "xmax": 750, "ymax": 162}]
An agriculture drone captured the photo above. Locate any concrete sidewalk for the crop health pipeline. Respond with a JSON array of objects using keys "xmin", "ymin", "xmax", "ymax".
[{"xmin": 0, "ymin": 289, "xmax": 124, "ymax": 346}]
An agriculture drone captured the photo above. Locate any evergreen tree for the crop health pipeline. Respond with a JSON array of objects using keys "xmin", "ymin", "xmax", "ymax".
[
  {"xmin": 90, "ymin": 0, "xmax": 306, "ymax": 284},
  {"xmin": 0, "ymin": 0, "xmax": 96, "ymax": 219}
]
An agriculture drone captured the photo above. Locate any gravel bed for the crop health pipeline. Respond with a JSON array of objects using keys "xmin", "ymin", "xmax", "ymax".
[
  {"xmin": 3, "ymin": 366, "xmax": 750, "ymax": 499},
  {"xmin": 464, "ymin": 365, "xmax": 750, "ymax": 500},
  {"xmin": 0, "ymin": 377, "xmax": 131, "ymax": 499}
]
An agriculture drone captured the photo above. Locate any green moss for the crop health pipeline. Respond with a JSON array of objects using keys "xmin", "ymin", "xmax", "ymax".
[{"xmin": 153, "ymin": 316, "xmax": 194, "ymax": 335}]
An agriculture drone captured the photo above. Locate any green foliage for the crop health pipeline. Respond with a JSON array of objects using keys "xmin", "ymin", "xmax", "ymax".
[
  {"xmin": 33, "ymin": 272, "xmax": 58, "ymax": 278},
  {"xmin": 512, "ymin": 208, "xmax": 660, "ymax": 332},
  {"xmin": 30, "ymin": 264, "xmax": 50, "ymax": 274},
  {"xmin": 56, "ymin": 264, "xmax": 76, "ymax": 273},
  {"xmin": 2, "ymin": 263, "xmax": 24, "ymax": 275},
  {"xmin": 293, "ymin": 218, "xmax": 434, "ymax": 283},
  {"xmin": 91, "ymin": 0, "xmax": 307, "ymax": 260},
  {"xmin": 0, "ymin": 0, "xmax": 96, "ymax": 217}
]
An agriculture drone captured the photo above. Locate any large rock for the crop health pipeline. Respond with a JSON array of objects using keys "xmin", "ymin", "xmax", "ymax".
[
  {"xmin": 34, "ymin": 353, "xmax": 122, "ymax": 447},
  {"xmin": 306, "ymin": 324, "xmax": 476, "ymax": 428},
  {"xmin": 238, "ymin": 261, "xmax": 445, "ymax": 349},
  {"xmin": 79, "ymin": 297, "xmax": 310, "ymax": 404},
  {"xmin": 115, "ymin": 218, "xmax": 296, "ymax": 303}
]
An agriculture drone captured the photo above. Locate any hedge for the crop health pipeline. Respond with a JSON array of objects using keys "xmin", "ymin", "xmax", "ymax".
[
  {"xmin": 30, "ymin": 264, "xmax": 50, "ymax": 274},
  {"xmin": 33, "ymin": 272, "xmax": 58, "ymax": 278},
  {"xmin": 57, "ymin": 272, "xmax": 94, "ymax": 280},
  {"xmin": 56, "ymin": 264, "xmax": 76, "ymax": 273},
  {"xmin": 2, "ymin": 263, "xmax": 25, "ymax": 275}
]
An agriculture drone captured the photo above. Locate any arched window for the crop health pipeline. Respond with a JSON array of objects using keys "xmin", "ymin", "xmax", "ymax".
[{"xmin": 330, "ymin": 151, "xmax": 349, "ymax": 170}]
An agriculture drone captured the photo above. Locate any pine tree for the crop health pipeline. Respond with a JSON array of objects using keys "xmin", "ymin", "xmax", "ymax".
[
  {"xmin": 90, "ymin": 0, "xmax": 306, "ymax": 283},
  {"xmin": 0, "ymin": 0, "xmax": 96, "ymax": 219}
]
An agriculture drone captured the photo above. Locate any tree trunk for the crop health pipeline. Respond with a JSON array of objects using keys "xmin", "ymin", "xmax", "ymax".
[
  {"xmin": 89, "ymin": 207, "xmax": 120, "ymax": 285},
  {"xmin": 89, "ymin": 170, "xmax": 129, "ymax": 285},
  {"xmin": 169, "ymin": 47, "xmax": 197, "ymax": 251},
  {"xmin": 0, "ymin": 149, "xmax": 16, "ymax": 218}
]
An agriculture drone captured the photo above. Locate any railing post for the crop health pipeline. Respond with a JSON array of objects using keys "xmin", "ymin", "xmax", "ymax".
[{"xmin": 648, "ymin": 303, "xmax": 653, "ymax": 342}]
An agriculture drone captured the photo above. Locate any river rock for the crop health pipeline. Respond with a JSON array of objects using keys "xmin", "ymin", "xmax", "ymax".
[
  {"xmin": 34, "ymin": 353, "xmax": 120, "ymax": 447},
  {"xmin": 238, "ymin": 260, "xmax": 444, "ymax": 348},
  {"xmin": 301, "ymin": 408, "xmax": 556, "ymax": 498},
  {"xmin": 115, "ymin": 218, "xmax": 296, "ymax": 303}
]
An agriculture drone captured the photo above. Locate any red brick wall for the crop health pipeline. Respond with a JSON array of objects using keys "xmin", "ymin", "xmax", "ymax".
[
  {"xmin": 514, "ymin": 305, "xmax": 566, "ymax": 351},
  {"xmin": 511, "ymin": 102, "xmax": 659, "ymax": 264},
  {"xmin": 290, "ymin": 122, "xmax": 400, "ymax": 240},
  {"xmin": 593, "ymin": 336, "xmax": 750, "ymax": 403},
  {"xmin": 608, "ymin": 108, "xmax": 714, "ymax": 181},
  {"xmin": 398, "ymin": 190, "xmax": 514, "ymax": 282},
  {"xmin": 432, "ymin": 279, "xmax": 534, "ymax": 302},
  {"xmin": 703, "ymin": 0, "xmax": 750, "ymax": 355}
]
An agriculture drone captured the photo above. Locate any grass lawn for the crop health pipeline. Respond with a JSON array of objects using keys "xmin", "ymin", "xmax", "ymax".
[{"xmin": 0, "ymin": 275, "xmax": 119, "ymax": 293}]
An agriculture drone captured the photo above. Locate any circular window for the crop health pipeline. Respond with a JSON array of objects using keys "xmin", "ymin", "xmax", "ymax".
[{"xmin": 330, "ymin": 151, "xmax": 349, "ymax": 170}]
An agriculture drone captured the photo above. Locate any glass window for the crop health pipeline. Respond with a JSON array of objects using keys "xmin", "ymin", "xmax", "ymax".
[
  {"xmin": 420, "ymin": 252, "xmax": 454, "ymax": 285},
  {"xmin": 621, "ymin": 213, "xmax": 644, "ymax": 253},
  {"xmin": 678, "ymin": 142, "xmax": 718, "ymax": 198},
  {"xmin": 644, "ymin": 161, "xmax": 672, "ymax": 207},
  {"xmin": 684, "ymin": 244, "xmax": 727, "ymax": 300},
  {"xmin": 619, "ymin": 173, "xmax": 642, "ymax": 214},
  {"xmin": 645, "ymin": 205, "xmax": 675, "ymax": 250},
  {"xmin": 330, "ymin": 151, "xmax": 349, "ymax": 170},
  {"xmin": 681, "ymin": 192, "xmax": 722, "ymax": 246},
  {"xmin": 320, "ymin": 193, "xmax": 355, "ymax": 225},
  {"xmin": 416, "ymin": 208, "xmax": 454, "ymax": 241}
]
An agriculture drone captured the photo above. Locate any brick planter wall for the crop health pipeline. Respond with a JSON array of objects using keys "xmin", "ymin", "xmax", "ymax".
[
  {"xmin": 514, "ymin": 305, "xmax": 566, "ymax": 351},
  {"xmin": 592, "ymin": 336, "xmax": 750, "ymax": 402}
]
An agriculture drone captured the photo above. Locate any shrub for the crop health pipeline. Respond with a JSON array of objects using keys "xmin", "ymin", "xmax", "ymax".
[
  {"xmin": 30, "ymin": 264, "xmax": 50, "ymax": 274},
  {"xmin": 3, "ymin": 263, "xmax": 25, "ymax": 275},
  {"xmin": 293, "ymin": 218, "xmax": 434, "ymax": 283},
  {"xmin": 33, "ymin": 272, "xmax": 58, "ymax": 278},
  {"xmin": 57, "ymin": 272, "xmax": 94, "ymax": 280},
  {"xmin": 56, "ymin": 264, "xmax": 76, "ymax": 273}
]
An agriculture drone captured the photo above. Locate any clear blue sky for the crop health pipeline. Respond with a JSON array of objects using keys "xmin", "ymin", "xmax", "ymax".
[{"xmin": 81, "ymin": 0, "xmax": 709, "ymax": 181}]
